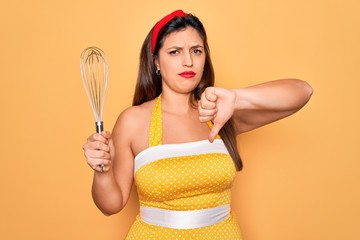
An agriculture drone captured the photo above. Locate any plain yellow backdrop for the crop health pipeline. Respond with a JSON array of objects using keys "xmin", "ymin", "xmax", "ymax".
[{"xmin": 1, "ymin": 0, "xmax": 359, "ymax": 239}]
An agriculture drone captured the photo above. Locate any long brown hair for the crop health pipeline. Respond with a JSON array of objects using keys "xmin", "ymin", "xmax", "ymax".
[{"xmin": 132, "ymin": 13, "xmax": 242, "ymax": 171}]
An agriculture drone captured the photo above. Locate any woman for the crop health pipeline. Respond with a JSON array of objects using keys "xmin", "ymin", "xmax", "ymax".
[{"xmin": 82, "ymin": 10, "xmax": 313, "ymax": 239}]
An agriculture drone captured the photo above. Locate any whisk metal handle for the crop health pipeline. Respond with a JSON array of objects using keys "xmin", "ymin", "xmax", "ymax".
[{"xmin": 95, "ymin": 121, "xmax": 103, "ymax": 133}]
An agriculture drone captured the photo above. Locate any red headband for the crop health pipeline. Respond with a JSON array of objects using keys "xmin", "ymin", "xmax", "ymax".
[{"xmin": 151, "ymin": 10, "xmax": 188, "ymax": 53}]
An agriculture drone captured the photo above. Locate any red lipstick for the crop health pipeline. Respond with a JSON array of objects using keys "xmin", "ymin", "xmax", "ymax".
[{"xmin": 178, "ymin": 71, "xmax": 196, "ymax": 78}]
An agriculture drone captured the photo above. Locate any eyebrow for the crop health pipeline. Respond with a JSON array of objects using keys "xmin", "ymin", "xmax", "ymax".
[
  {"xmin": 191, "ymin": 45, "xmax": 204, "ymax": 49},
  {"xmin": 166, "ymin": 44, "xmax": 204, "ymax": 50}
]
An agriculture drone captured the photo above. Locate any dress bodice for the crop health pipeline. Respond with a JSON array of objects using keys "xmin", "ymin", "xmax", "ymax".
[{"xmin": 134, "ymin": 96, "xmax": 237, "ymax": 210}]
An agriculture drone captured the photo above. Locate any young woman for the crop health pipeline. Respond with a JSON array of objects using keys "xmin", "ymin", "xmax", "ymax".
[{"xmin": 82, "ymin": 10, "xmax": 313, "ymax": 239}]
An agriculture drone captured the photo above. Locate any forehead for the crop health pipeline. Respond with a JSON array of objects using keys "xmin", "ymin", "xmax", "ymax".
[{"xmin": 162, "ymin": 27, "xmax": 204, "ymax": 47}]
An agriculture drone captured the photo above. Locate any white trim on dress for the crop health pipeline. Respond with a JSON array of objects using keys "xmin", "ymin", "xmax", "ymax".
[
  {"xmin": 140, "ymin": 204, "xmax": 231, "ymax": 229},
  {"xmin": 134, "ymin": 139, "xmax": 229, "ymax": 174}
]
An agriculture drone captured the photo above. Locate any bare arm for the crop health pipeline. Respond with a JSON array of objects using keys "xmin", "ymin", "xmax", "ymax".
[
  {"xmin": 83, "ymin": 108, "xmax": 136, "ymax": 215},
  {"xmin": 232, "ymin": 78, "xmax": 313, "ymax": 133},
  {"xmin": 198, "ymin": 79, "xmax": 313, "ymax": 141}
]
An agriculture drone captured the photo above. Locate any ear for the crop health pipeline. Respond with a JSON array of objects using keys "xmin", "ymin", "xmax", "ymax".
[{"xmin": 154, "ymin": 57, "xmax": 159, "ymax": 68}]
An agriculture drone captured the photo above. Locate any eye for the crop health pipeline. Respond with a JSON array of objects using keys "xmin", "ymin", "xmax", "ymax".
[
  {"xmin": 192, "ymin": 49, "xmax": 203, "ymax": 55},
  {"xmin": 169, "ymin": 50, "xmax": 180, "ymax": 55}
]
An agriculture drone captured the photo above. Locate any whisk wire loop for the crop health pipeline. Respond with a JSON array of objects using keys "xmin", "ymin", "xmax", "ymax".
[{"xmin": 80, "ymin": 47, "xmax": 109, "ymax": 133}]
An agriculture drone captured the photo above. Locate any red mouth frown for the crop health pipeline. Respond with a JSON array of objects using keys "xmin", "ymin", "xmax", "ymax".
[{"xmin": 178, "ymin": 71, "xmax": 196, "ymax": 78}]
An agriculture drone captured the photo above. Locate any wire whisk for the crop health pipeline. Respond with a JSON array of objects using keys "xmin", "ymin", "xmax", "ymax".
[{"xmin": 80, "ymin": 47, "xmax": 109, "ymax": 133}]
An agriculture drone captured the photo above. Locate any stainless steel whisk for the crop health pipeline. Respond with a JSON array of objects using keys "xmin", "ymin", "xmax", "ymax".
[{"xmin": 80, "ymin": 47, "xmax": 109, "ymax": 133}]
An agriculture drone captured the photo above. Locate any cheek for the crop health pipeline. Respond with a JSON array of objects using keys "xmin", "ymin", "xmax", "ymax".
[
  {"xmin": 198, "ymin": 59, "xmax": 206, "ymax": 74},
  {"xmin": 161, "ymin": 60, "xmax": 179, "ymax": 75},
  {"xmin": 198, "ymin": 55, "xmax": 206, "ymax": 67}
]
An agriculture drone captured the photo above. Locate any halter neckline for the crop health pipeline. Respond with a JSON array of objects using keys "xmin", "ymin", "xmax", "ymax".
[{"xmin": 148, "ymin": 95, "xmax": 219, "ymax": 148}]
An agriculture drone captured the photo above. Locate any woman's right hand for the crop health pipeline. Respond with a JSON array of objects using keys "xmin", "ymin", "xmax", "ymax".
[{"xmin": 82, "ymin": 131, "xmax": 114, "ymax": 173}]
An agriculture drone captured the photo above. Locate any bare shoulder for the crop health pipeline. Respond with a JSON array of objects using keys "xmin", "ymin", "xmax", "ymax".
[
  {"xmin": 114, "ymin": 101, "xmax": 154, "ymax": 134},
  {"xmin": 112, "ymin": 100, "xmax": 155, "ymax": 154}
]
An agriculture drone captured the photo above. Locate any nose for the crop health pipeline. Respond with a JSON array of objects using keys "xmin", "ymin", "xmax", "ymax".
[{"xmin": 182, "ymin": 51, "xmax": 193, "ymax": 67}]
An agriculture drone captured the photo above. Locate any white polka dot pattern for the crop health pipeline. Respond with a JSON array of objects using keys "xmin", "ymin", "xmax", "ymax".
[
  {"xmin": 148, "ymin": 95, "xmax": 162, "ymax": 147},
  {"xmin": 126, "ymin": 96, "xmax": 242, "ymax": 239},
  {"xmin": 136, "ymin": 153, "xmax": 235, "ymax": 210}
]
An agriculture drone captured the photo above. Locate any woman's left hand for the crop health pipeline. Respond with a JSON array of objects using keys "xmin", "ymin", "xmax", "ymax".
[{"xmin": 198, "ymin": 87, "xmax": 236, "ymax": 142}]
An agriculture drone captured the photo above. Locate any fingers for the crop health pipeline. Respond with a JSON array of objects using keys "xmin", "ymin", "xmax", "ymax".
[
  {"xmin": 198, "ymin": 87, "xmax": 222, "ymax": 141},
  {"xmin": 198, "ymin": 87, "xmax": 218, "ymax": 122},
  {"xmin": 83, "ymin": 147, "xmax": 112, "ymax": 173},
  {"xmin": 84, "ymin": 139, "xmax": 110, "ymax": 152},
  {"xmin": 84, "ymin": 148, "xmax": 111, "ymax": 159},
  {"xmin": 101, "ymin": 131, "xmax": 112, "ymax": 142},
  {"xmin": 198, "ymin": 108, "xmax": 217, "ymax": 122},
  {"xmin": 199, "ymin": 87, "xmax": 234, "ymax": 142},
  {"xmin": 91, "ymin": 161, "xmax": 112, "ymax": 173},
  {"xmin": 87, "ymin": 131, "xmax": 110, "ymax": 144},
  {"xmin": 204, "ymin": 87, "xmax": 217, "ymax": 102},
  {"xmin": 83, "ymin": 131, "xmax": 113, "ymax": 173},
  {"xmin": 94, "ymin": 164, "xmax": 110, "ymax": 173},
  {"xmin": 208, "ymin": 122, "xmax": 223, "ymax": 143}
]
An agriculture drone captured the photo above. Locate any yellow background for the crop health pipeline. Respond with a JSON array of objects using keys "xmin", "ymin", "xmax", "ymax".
[{"xmin": 1, "ymin": 0, "xmax": 359, "ymax": 239}]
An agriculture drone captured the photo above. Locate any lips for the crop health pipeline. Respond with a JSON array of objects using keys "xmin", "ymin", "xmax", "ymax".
[{"xmin": 178, "ymin": 71, "xmax": 196, "ymax": 78}]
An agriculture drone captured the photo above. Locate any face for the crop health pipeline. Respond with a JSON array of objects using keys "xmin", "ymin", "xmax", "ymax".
[{"xmin": 155, "ymin": 27, "xmax": 206, "ymax": 95}]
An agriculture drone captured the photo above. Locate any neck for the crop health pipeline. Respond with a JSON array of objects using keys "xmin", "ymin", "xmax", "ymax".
[{"xmin": 161, "ymin": 92, "xmax": 196, "ymax": 114}]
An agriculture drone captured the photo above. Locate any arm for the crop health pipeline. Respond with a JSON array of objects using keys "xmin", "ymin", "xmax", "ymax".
[
  {"xmin": 82, "ymin": 108, "xmax": 135, "ymax": 215},
  {"xmin": 198, "ymin": 79, "xmax": 313, "ymax": 141}
]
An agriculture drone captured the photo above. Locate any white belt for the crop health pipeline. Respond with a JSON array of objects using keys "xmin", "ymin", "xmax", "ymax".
[{"xmin": 140, "ymin": 204, "xmax": 230, "ymax": 229}]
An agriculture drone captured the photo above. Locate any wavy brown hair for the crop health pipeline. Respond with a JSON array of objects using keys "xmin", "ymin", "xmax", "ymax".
[{"xmin": 132, "ymin": 14, "xmax": 242, "ymax": 171}]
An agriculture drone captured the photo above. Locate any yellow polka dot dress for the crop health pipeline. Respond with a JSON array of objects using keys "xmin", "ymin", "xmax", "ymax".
[{"xmin": 125, "ymin": 96, "xmax": 242, "ymax": 239}]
